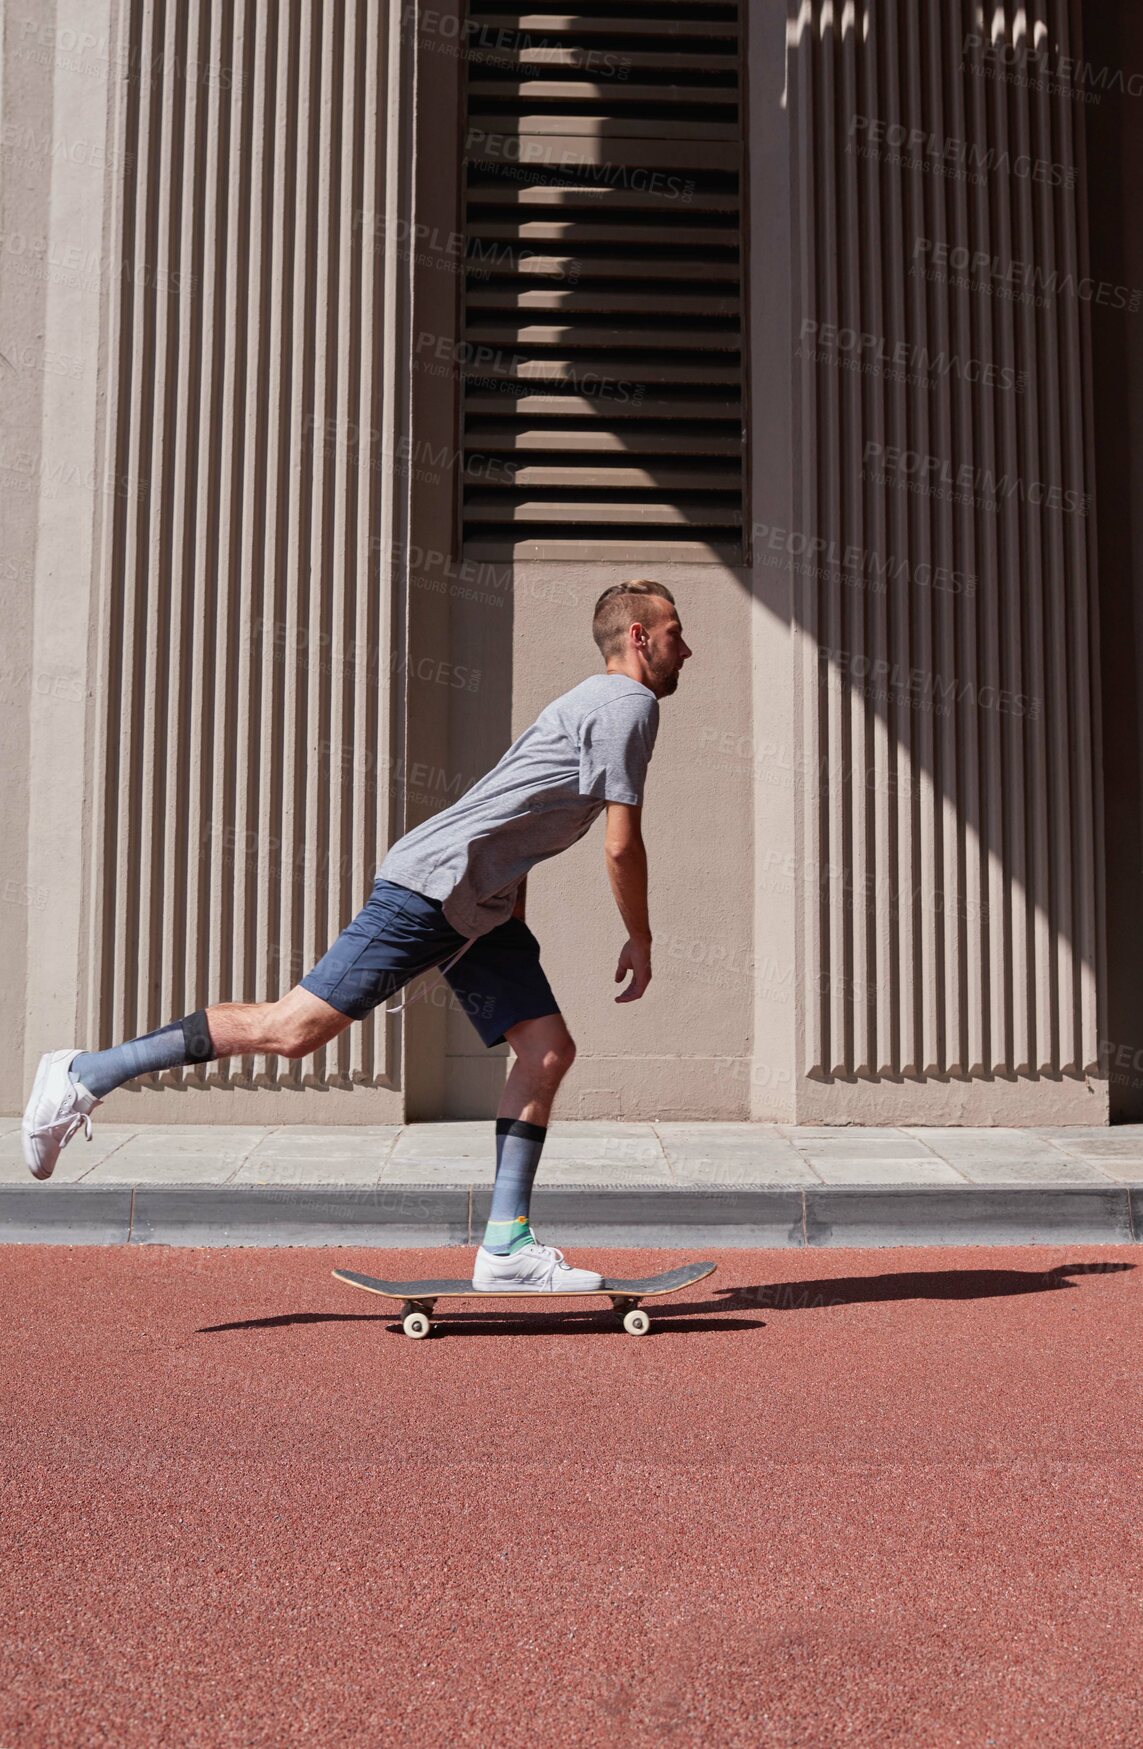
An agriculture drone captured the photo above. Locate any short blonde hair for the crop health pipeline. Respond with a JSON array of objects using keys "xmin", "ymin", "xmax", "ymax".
[{"xmin": 591, "ymin": 580, "xmax": 676, "ymax": 660}]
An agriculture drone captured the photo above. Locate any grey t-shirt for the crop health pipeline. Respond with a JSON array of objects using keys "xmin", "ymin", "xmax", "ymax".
[{"xmin": 377, "ymin": 673, "xmax": 659, "ymax": 937}]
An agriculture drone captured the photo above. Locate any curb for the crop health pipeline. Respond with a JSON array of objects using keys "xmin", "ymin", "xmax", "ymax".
[{"xmin": 1, "ymin": 1184, "xmax": 1139, "ymax": 1247}]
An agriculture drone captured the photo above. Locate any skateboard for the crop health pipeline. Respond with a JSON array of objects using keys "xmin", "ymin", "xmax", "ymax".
[{"xmin": 332, "ymin": 1260, "xmax": 716, "ymax": 1339}]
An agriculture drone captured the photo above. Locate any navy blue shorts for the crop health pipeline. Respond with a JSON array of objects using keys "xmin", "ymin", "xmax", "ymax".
[{"xmin": 298, "ymin": 878, "xmax": 561, "ymax": 1048}]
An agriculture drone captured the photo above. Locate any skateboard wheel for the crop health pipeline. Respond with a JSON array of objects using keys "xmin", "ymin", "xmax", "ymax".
[
  {"xmin": 403, "ymin": 1311, "xmax": 432, "ymax": 1339},
  {"xmin": 622, "ymin": 1308, "xmax": 650, "ymax": 1337}
]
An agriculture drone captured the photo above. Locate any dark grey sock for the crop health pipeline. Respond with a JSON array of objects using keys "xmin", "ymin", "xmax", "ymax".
[
  {"xmin": 481, "ymin": 1117, "xmax": 547, "ymax": 1254},
  {"xmin": 69, "ymin": 1010, "xmax": 218, "ymax": 1099}
]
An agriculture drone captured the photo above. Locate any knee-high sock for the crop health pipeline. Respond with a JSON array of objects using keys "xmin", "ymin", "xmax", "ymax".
[
  {"xmin": 69, "ymin": 1011, "xmax": 218, "ymax": 1099},
  {"xmin": 481, "ymin": 1116, "xmax": 547, "ymax": 1254}
]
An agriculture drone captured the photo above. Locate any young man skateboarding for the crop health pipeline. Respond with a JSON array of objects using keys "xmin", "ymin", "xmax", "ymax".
[{"xmin": 23, "ymin": 581, "xmax": 691, "ymax": 1291}]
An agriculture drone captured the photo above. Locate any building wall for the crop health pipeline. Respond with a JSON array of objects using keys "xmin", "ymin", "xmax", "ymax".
[
  {"xmin": 774, "ymin": 0, "xmax": 1106, "ymax": 1121},
  {"xmin": 2, "ymin": 0, "xmax": 1121, "ymax": 1125}
]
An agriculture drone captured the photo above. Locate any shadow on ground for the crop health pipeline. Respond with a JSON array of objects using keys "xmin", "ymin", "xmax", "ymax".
[
  {"xmin": 197, "ymin": 1309, "xmax": 763, "ymax": 1337},
  {"xmin": 195, "ymin": 1262, "xmax": 1133, "ymax": 1338},
  {"xmin": 711, "ymin": 1261, "xmax": 1135, "ymax": 1314}
]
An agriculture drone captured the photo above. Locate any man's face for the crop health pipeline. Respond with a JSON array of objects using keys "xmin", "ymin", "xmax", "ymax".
[{"xmin": 639, "ymin": 606, "xmax": 692, "ymax": 697}]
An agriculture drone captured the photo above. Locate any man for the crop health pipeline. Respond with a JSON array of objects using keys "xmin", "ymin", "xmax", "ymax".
[{"xmin": 22, "ymin": 581, "xmax": 692, "ymax": 1291}]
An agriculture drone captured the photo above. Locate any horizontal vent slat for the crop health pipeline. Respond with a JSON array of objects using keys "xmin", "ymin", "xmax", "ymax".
[
  {"xmin": 469, "ymin": 81, "xmax": 736, "ymax": 103},
  {"xmin": 467, "ymin": 222, "xmax": 739, "ymax": 244},
  {"xmin": 464, "ymin": 427, "xmax": 742, "ymax": 453},
  {"xmin": 464, "ymin": 391, "xmax": 740, "ymax": 417},
  {"xmin": 462, "ymin": 357, "xmax": 741, "ymax": 383},
  {"xmin": 467, "ymin": 183, "xmax": 739, "ymax": 210},
  {"xmin": 464, "ymin": 498, "xmax": 743, "ymax": 526},
  {"xmin": 463, "ymin": 323, "xmax": 741, "ymax": 349},
  {"xmin": 467, "ymin": 115, "xmax": 739, "ymax": 141},
  {"xmin": 472, "ymin": 15, "xmax": 739, "ymax": 38},
  {"xmin": 477, "ymin": 255, "xmax": 738, "ymax": 280},
  {"xmin": 464, "ymin": 463, "xmax": 741, "ymax": 487},
  {"xmin": 465, "ymin": 130, "xmax": 741, "ymax": 168},
  {"xmin": 469, "ymin": 49, "xmax": 739, "ymax": 71},
  {"xmin": 465, "ymin": 290, "xmax": 740, "ymax": 313}
]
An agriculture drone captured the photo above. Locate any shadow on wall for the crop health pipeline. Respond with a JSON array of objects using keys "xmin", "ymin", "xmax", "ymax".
[{"xmin": 746, "ymin": 0, "xmax": 1142, "ymax": 1108}]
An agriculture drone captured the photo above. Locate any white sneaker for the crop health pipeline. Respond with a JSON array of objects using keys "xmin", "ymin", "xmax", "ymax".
[
  {"xmin": 472, "ymin": 1241, "xmax": 603, "ymax": 1293},
  {"xmin": 22, "ymin": 1050, "xmax": 103, "ymax": 1181}
]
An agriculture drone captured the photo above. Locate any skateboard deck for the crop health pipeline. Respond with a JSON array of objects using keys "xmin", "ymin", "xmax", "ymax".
[{"xmin": 332, "ymin": 1260, "xmax": 716, "ymax": 1338}]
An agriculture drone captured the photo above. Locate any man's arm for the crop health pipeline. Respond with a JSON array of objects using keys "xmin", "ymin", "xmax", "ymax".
[
  {"xmin": 511, "ymin": 875, "xmax": 527, "ymax": 921},
  {"xmin": 604, "ymin": 802, "xmax": 652, "ymax": 1002}
]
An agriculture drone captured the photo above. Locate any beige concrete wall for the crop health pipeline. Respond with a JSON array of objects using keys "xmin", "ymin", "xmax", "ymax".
[
  {"xmin": 2, "ymin": 0, "xmax": 1117, "ymax": 1126},
  {"xmin": 5, "ymin": 0, "xmax": 421, "ymax": 1123},
  {"xmin": 437, "ymin": 562, "xmax": 757, "ymax": 1122},
  {"xmin": 2, "ymin": 0, "xmax": 115, "ymax": 1117}
]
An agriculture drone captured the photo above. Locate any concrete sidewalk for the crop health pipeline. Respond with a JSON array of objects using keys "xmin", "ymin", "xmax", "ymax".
[{"xmin": 2, "ymin": 1119, "xmax": 1142, "ymax": 1246}]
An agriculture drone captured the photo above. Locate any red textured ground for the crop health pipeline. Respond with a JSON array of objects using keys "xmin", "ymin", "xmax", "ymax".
[{"xmin": 2, "ymin": 1244, "xmax": 1141, "ymax": 1748}]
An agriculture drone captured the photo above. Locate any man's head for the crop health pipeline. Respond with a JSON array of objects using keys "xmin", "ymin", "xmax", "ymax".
[{"xmin": 591, "ymin": 580, "xmax": 691, "ymax": 699}]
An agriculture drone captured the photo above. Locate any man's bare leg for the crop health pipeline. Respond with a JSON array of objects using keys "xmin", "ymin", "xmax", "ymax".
[
  {"xmin": 24, "ymin": 986, "xmax": 359, "ymax": 1180},
  {"xmin": 497, "ymin": 1011, "xmax": 577, "ymax": 1126},
  {"xmin": 204, "ymin": 986, "xmax": 354, "ymax": 1061}
]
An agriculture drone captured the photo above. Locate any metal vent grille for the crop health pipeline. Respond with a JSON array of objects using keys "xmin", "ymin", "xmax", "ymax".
[{"xmin": 459, "ymin": 1, "xmax": 746, "ymax": 560}]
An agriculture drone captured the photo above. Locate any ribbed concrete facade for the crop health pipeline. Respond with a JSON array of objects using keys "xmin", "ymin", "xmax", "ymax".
[
  {"xmin": 785, "ymin": 0, "xmax": 1102, "ymax": 1114},
  {"xmin": 4, "ymin": 0, "xmax": 1140, "ymax": 1125},
  {"xmin": 87, "ymin": 0, "xmax": 407, "ymax": 1107}
]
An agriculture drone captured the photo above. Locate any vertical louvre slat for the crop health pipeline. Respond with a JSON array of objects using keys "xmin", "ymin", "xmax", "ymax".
[
  {"xmin": 839, "ymin": 8, "xmax": 869, "ymax": 1075},
  {"xmin": 793, "ymin": 0, "xmax": 824, "ymax": 1080},
  {"xmin": 789, "ymin": 0, "xmax": 1101, "ymax": 1087},
  {"xmin": 234, "ymin": 0, "xmax": 268, "ymax": 1071},
  {"xmin": 879, "ymin": 0, "xmax": 918, "ymax": 1077},
  {"xmin": 350, "ymin": 0, "xmax": 385, "ymax": 1085},
  {"xmin": 1007, "ymin": 1, "xmax": 1052, "ymax": 1075},
  {"xmin": 209, "ymin": 0, "xmax": 241, "ymax": 1082},
  {"xmin": 921, "ymin": 0, "xmax": 961, "ymax": 1078},
  {"xmin": 252, "ymin": 0, "xmax": 294, "ymax": 1084},
  {"xmin": 303, "ymin": 0, "xmax": 337, "ymax": 1084},
  {"xmin": 1056, "ymin": 0, "xmax": 1100, "ymax": 1072},
  {"xmin": 1028, "ymin": 0, "xmax": 1075, "ymax": 1074},
  {"xmin": 860, "ymin": 0, "xmax": 894, "ymax": 1077},
  {"xmin": 177, "ymin": 0, "xmax": 214, "ymax": 1082},
  {"xmin": 89, "ymin": 0, "xmax": 402, "ymax": 1095},
  {"xmin": 945, "ymin": 0, "xmax": 987, "ymax": 1077},
  {"xmin": 820, "ymin": 8, "xmax": 847, "ymax": 1077},
  {"xmin": 900, "ymin": 0, "xmax": 939, "ymax": 1076},
  {"xmin": 161, "ymin": 0, "xmax": 204, "ymax": 1045}
]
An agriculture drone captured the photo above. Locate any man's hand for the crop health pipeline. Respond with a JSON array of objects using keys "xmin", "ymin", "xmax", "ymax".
[
  {"xmin": 511, "ymin": 877, "xmax": 527, "ymax": 922},
  {"xmin": 615, "ymin": 933, "xmax": 652, "ymax": 1002}
]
